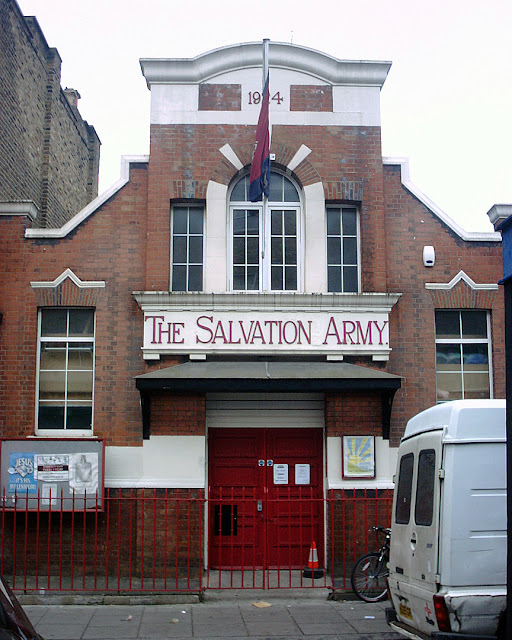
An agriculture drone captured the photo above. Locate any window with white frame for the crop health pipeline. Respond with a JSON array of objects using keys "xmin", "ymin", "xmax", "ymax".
[
  {"xmin": 229, "ymin": 172, "xmax": 301, "ymax": 291},
  {"xmin": 435, "ymin": 309, "xmax": 491, "ymax": 403},
  {"xmin": 171, "ymin": 205, "xmax": 204, "ymax": 291},
  {"xmin": 37, "ymin": 308, "xmax": 95, "ymax": 432},
  {"xmin": 326, "ymin": 206, "xmax": 359, "ymax": 293}
]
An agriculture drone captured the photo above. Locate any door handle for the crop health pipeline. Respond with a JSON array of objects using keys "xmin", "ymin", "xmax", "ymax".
[
  {"xmin": 257, "ymin": 500, "xmax": 263, "ymax": 512},
  {"xmin": 410, "ymin": 532, "xmax": 417, "ymax": 550}
]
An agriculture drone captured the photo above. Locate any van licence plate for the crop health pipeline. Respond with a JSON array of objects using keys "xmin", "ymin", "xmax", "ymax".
[{"xmin": 399, "ymin": 602, "xmax": 413, "ymax": 619}]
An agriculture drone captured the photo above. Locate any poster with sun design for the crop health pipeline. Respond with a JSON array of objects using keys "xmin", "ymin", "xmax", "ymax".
[{"xmin": 342, "ymin": 436, "xmax": 375, "ymax": 478}]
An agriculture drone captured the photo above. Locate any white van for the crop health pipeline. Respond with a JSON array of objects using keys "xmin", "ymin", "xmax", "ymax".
[{"xmin": 387, "ymin": 399, "xmax": 506, "ymax": 639}]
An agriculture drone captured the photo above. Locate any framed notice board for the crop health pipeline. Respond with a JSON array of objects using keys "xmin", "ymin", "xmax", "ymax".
[{"xmin": 0, "ymin": 438, "xmax": 105, "ymax": 511}]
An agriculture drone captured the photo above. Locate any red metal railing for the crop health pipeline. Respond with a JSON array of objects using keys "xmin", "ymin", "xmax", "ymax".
[{"xmin": 1, "ymin": 487, "xmax": 391, "ymax": 593}]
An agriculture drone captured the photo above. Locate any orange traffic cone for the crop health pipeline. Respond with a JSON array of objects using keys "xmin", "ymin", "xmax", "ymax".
[{"xmin": 303, "ymin": 541, "xmax": 324, "ymax": 578}]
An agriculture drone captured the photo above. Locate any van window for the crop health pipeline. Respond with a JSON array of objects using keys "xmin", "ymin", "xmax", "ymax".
[
  {"xmin": 415, "ymin": 449, "xmax": 436, "ymax": 526},
  {"xmin": 395, "ymin": 453, "xmax": 414, "ymax": 524}
]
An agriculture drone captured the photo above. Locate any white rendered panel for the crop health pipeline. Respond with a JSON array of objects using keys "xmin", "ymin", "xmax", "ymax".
[
  {"xmin": 327, "ymin": 436, "xmax": 397, "ymax": 489},
  {"xmin": 150, "ymin": 79, "xmax": 383, "ymax": 127},
  {"xmin": 105, "ymin": 436, "xmax": 205, "ymax": 487},
  {"xmin": 333, "ymin": 86, "xmax": 381, "ymax": 124},
  {"xmin": 204, "ymin": 181, "xmax": 228, "ymax": 293},
  {"xmin": 304, "ymin": 182, "xmax": 326, "ymax": 292}
]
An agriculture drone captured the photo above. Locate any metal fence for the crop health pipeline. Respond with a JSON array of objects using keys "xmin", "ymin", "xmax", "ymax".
[{"xmin": 0, "ymin": 487, "xmax": 392, "ymax": 593}]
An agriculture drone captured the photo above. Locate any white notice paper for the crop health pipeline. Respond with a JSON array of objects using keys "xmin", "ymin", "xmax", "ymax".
[
  {"xmin": 273, "ymin": 464, "xmax": 289, "ymax": 485},
  {"xmin": 295, "ymin": 464, "xmax": 310, "ymax": 485}
]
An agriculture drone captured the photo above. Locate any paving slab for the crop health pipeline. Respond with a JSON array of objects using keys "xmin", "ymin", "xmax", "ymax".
[{"xmin": 22, "ymin": 598, "xmax": 403, "ymax": 639}]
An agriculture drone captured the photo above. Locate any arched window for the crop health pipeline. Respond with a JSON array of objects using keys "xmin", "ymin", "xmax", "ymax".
[{"xmin": 229, "ymin": 172, "xmax": 301, "ymax": 291}]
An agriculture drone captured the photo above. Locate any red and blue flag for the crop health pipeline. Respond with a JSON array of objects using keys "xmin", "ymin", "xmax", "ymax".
[{"xmin": 249, "ymin": 75, "xmax": 270, "ymax": 202}]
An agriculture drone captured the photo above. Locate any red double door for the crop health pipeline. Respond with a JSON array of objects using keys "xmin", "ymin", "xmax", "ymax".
[{"xmin": 208, "ymin": 428, "xmax": 324, "ymax": 569}]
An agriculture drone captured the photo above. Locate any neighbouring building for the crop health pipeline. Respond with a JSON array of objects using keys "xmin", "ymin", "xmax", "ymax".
[
  {"xmin": 0, "ymin": 38, "xmax": 506, "ymax": 593},
  {"xmin": 0, "ymin": 0, "xmax": 100, "ymax": 228}
]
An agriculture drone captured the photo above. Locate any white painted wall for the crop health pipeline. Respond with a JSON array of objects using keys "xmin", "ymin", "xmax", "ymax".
[
  {"xmin": 105, "ymin": 436, "xmax": 205, "ymax": 488},
  {"xmin": 303, "ymin": 182, "xmax": 327, "ymax": 292},
  {"xmin": 150, "ymin": 67, "xmax": 382, "ymax": 127},
  {"xmin": 204, "ymin": 181, "xmax": 228, "ymax": 292},
  {"xmin": 327, "ymin": 436, "xmax": 398, "ymax": 489}
]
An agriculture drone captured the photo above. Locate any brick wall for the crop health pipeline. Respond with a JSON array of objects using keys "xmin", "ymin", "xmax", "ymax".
[
  {"xmin": 1, "ymin": 488, "xmax": 204, "ymax": 585},
  {"xmin": 146, "ymin": 122, "xmax": 387, "ymax": 291},
  {"xmin": 290, "ymin": 85, "xmax": 333, "ymax": 112},
  {"xmin": 150, "ymin": 392, "xmax": 206, "ymax": 435},
  {"xmin": 0, "ymin": 0, "xmax": 100, "ymax": 228},
  {"xmin": 199, "ymin": 84, "xmax": 241, "ymax": 111},
  {"xmin": 325, "ymin": 393, "xmax": 382, "ymax": 437},
  {"xmin": 0, "ymin": 163, "xmax": 149, "ymax": 446},
  {"xmin": 383, "ymin": 163, "xmax": 504, "ymax": 445}
]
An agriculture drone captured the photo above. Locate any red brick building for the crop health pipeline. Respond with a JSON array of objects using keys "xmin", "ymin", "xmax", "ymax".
[{"xmin": 0, "ymin": 41, "xmax": 506, "ymax": 589}]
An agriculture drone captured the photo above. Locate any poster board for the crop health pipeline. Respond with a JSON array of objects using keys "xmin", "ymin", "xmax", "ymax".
[
  {"xmin": 0, "ymin": 438, "xmax": 104, "ymax": 511},
  {"xmin": 342, "ymin": 435, "xmax": 376, "ymax": 479}
]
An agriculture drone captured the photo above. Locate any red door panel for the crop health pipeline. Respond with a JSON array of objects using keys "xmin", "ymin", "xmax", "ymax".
[
  {"xmin": 209, "ymin": 429, "xmax": 264, "ymax": 567},
  {"xmin": 209, "ymin": 428, "xmax": 323, "ymax": 570},
  {"xmin": 266, "ymin": 429, "xmax": 323, "ymax": 567}
]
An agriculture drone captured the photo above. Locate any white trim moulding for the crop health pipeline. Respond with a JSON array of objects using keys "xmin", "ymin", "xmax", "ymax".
[
  {"xmin": 383, "ymin": 157, "xmax": 501, "ymax": 243},
  {"xmin": 25, "ymin": 156, "xmax": 150, "ymax": 239},
  {"xmin": 425, "ymin": 270, "xmax": 499, "ymax": 291},
  {"xmin": 30, "ymin": 268, "xmax": 106, "ymax": 289}
]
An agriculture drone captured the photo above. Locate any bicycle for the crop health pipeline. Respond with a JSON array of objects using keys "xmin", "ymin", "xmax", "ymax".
[{"xmin": 350, "ymin": 526, "xmax": 391, "ymax": 602}]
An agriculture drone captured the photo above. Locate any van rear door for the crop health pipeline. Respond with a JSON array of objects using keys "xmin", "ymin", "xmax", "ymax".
[{"xmin": 389, "ymin": 430, "xmax": 443, "ymax": 635}]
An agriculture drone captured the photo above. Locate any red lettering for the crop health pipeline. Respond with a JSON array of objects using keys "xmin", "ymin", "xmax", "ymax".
[
  {"xmin": 172, "ymin": 322, "xmax": 185, "ymax": 344},
  {"xmin": 264, "ymin": 320, "xmax": 280, "ymax": 344},
  {"xmin": 323, "ymin": 317, "xmax": 342, "ymax": 345},
  {"xmin": 145, "ymin": 315, "xmax": 164, "ymax": 344},
  {"xmin": 297, "ymin": 320, "xmax": 312, "ymax": 345},
  {"xmin": 355, "ymin": 321, "xmax": 372, "ymax": 345},
  {"xmin": 343, "ymin": 321, "xmax": 357, "ymax": 345},
  {"xmin": 283, "ymin": 321, "xmax": 298, "ymax": 344},
  {"xmin": 212, "ymin": 321, "xmax": 228, "ymax": 344},
  {"xmin": 227, "ymin": 320, "xmax": 241, "ymax": 344},
  {"xmin": 196, "ymin": 315, "xmax": 214, "ymax": 344},
  {"xmin": 250, "ymin": 320, "xmax": 266, "ymax": 344},
  {"xmin": 373, "ymin": 320, "xmax": 388, "ymax": 345},
  {"xmin": 238, "ymin": 320, "xmax": 254, "ymax": 344}
]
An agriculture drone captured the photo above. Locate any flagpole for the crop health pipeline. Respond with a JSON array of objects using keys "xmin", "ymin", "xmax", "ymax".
[
  {"xmin": 263, "ymin": 38, "xmax": 269, "ymax": 88},
  {"xmin": 262, "ymin": 39, "xmax": 270, "ymax": 272}
]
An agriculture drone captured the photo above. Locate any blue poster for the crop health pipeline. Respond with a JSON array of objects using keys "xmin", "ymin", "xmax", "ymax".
[{"xmin": 8, "ymin": 453, "xmax": 37, "ymax": 495}]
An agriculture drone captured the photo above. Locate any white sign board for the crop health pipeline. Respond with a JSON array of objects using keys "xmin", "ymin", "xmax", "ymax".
[{"xmin": 143, "ymin": 310, "xmax": 390, "ymax": 356}]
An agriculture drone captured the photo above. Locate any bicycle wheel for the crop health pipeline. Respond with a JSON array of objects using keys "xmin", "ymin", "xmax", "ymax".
[{"xmin": 350, "ymin": 552, "xmax": 389, "ymax": 602}]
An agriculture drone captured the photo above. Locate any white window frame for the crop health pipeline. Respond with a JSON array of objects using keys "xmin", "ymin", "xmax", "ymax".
[
  {"xmin": 35, "ymin": 308, "xmax": 96, "ymax": 436},
  {"xmin": 435, "ymin": 309, "xmax": 493, "ymax": 403},
  {"xmin": 325, "ymin": 205, "xmax": 361, "ymax": 293},
  {"xmin": 228, "ymin": 173, "xmax": 303, "ymax": 292},
  {"xmin": 170, "ymin": 204, "xmax": 204, "ymax": 292}
]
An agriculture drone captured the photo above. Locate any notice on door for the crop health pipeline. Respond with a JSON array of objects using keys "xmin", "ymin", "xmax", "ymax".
[
  {"xmin": 295, "ymin": 464, "xmax": 310, "ymax": 485},
  {"xmin": 273, "ymin": 464, "xmax": 288, "ymax": 485}
]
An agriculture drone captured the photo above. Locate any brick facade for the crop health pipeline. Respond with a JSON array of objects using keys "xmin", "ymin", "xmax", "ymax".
[
  {"xmin": 0, "ymin": 0, "xmax": 100, "ymax": 228},
  {"xmin": 0, "ymin": 40, "xmax": 506, "ymax": 588}
]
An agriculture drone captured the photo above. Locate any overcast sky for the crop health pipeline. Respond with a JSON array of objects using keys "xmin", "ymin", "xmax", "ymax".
[{"xmin": 17, "ymin": 0, "xmax": 512, "ymax": 231}]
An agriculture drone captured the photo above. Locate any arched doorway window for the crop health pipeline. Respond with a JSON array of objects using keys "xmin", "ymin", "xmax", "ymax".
[{"xmin": 229, "ymin": 172, "xmax": 301, "ymax": 291}]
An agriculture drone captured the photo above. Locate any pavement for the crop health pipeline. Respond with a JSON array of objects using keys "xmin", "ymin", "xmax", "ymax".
[{"xmin": 23, "ymin": 594, "xmax": 403, "ymax": 640}]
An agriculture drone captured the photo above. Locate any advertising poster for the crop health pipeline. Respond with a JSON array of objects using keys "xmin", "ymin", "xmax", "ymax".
[
  {"xmin": 41, "ymin": 484, "xmax": 58, "ymax": 507},
  {"xmin": 69, "ymin": 453, "xmax": 99, "ymax": 495},
  {"xmin": 343, "ymin": 436, "xmax": 376, "ymax": 478},
  {"xmin": 35, "ymin": 454, "xmax": 70, "ymax": 481},
  {"xmin": 7, "ymin": 453, "xmax": 37, "ymax": 495}
]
